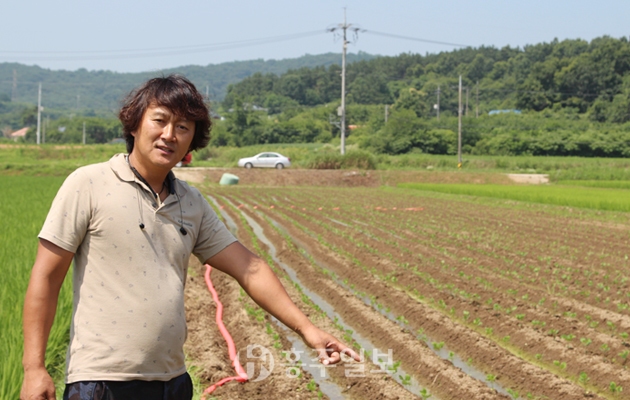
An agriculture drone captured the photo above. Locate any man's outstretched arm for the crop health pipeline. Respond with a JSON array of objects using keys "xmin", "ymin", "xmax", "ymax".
[
  {"xmin": 206, "ymin": 241, "xmax": 360, "ymax": 365},
  {"xmin": 21, "ymin": 239, "xmax": 73, "ymax": 400}
]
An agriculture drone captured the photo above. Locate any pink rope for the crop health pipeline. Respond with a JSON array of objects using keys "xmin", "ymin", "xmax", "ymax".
[{"xmin": 201, "ymin": 264, "xmax": 248, "ymax": 398}]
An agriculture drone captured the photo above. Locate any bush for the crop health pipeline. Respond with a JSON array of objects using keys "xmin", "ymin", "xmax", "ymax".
[
  {"xmin": 305, "ymin": 153, "xmax": 342, "ymax": 169},
  {"xmin": 306, "ymin": 150, "xmax": 376, "ymax": 170},
  {"xmin": 342, "ymin": 150, "xmax": 377, "ymax": 169}
]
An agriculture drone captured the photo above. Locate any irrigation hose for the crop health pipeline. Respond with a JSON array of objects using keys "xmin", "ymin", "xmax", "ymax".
[{"xmin": 201, "ymin": 264, "xmax": 249, "ymax": 398}]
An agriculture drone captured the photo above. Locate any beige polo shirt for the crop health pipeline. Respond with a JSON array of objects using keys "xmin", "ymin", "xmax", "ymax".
[{"xmin": 39, "ymin": 153, "xmax": 237, "ymax": 383}]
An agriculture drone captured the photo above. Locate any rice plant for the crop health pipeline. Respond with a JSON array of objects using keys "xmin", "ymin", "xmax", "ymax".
[{"xmin": 0, "ymin": 176, "xmax": 72, "ymax": 399}]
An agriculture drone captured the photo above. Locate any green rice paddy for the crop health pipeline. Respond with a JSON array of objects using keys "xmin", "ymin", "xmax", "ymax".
[
  {"xmin": 399, "ymin": 182, "xmax": 630, "ymax": 212},
  {"xmin": 1, "ymin": 144, "xmax": 628, "ymax": 397},
  {"xmin": 0, "ymin": 176, "xmax": 71, "ymax": 399}
]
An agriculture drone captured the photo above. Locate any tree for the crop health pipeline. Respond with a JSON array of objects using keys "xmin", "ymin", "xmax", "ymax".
[
  {"xmin": 465, "ymin": 54, "xmax": 493, "ymax": 82},
  {"xmin": 392, "ymin": 88, "xmax": 429, "ymax": 118},
  {"xmin": 276, "ymin": 74, "xmax": 307, "ymax": 103},
  {"xmin": 348, "ymin": 74, "xmax": 392, "ymax": 105},
  {"xmin": 20, "ymin": 106, "xmax": 38, "ymax": 127}
]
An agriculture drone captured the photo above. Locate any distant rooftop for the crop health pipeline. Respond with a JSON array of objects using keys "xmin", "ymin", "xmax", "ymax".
[{"xmin": 10, "ymin": 127, "xmax": 28, "ymax": 138}]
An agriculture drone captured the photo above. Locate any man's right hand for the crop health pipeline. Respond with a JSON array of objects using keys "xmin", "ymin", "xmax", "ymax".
[
  {"xmin": 20, "ymin": 368, "xmax": 56, "ymax": 400},
  {"xmin": 22, "ymin": 239, "xmax": 73, "ymax": 400}
]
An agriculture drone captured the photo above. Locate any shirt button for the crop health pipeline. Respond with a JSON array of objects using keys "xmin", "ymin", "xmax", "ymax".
[{"xmin": 152, "ymin": 203, "xmax": 157, "ymax": 208}]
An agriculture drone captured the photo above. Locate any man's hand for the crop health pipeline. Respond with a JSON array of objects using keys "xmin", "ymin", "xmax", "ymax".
[
  {"xmin": 22, "ymin": 240, "xmax": 73, "ymax": 400},
  {"xmin": 299, "ymin": 325, "xmax": 362, "ymax": 365},
  {"xmin": 207, "ymin": 245, "xmax": 362, "ymax": 366},
  {"xmin": 20, "ymin": 368, "xmax": 56, "ymax": 400}
]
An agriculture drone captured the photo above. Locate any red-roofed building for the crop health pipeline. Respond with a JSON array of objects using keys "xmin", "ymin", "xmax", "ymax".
[{"xmin": 10, "ymin": 127, "xmax": 28, "ymax": 141}]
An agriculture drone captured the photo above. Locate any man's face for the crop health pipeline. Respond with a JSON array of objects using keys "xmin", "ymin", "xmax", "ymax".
[{"xmin": 131, "ymin": 104, "xmax": 195, "ymax": 172}]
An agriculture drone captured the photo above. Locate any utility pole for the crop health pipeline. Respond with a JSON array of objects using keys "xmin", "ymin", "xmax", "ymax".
[
  {"xmin": 43, "ymin": 115, "xmax": 47, "ymax": 144},
  {"xmin": 465, "ymin": 86, "xmax": 469, "ymax": 117},
  {"xmin": 436, "ymin": 85, "xmax": 440, "ymax": 121},
  {"xmin": 476, "ymin": 81, "xmax": 479, "ymax": 118},
  {"xmin": 458, "ymin": 76, "xmax": 462, "ymax": 167},
  {"xmin": 11, "ymin": 70, "xmax": 17, "ymax": 102},
  {"xmin": 340, "ymin": 15, "xmax": 347, "ymax": 155},
  {"xmin": 36, "ymin": 83, "xmax": 42, "ymax": 145},
  {"xmin": 328, "ymin": 8, "xmax": 359, "ymax": 155},
  {"xmin": 83, "ymin": 122, "xmax": 86, "ymax": 145}
]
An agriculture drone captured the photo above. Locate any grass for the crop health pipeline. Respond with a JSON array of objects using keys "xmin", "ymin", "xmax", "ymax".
[
  {"xmin": 0, "ymin": 176, "xmax": 72, "ymax": 399},
  {"xmin": 374, "ymin": 152, "xmax": 630, "ymax": 179},
  {"xmin": 398, "ymin": 182, "xmax": 630, "ymax": 212},
  {"xmin": 556, "ymin": 180, "xmax": 630, "ymax": 189},
  {"xmin": 3, "ymin": 143, "xmax": 630, "ymax": 182},
  {"xmin": 0, "ymin": 143, "xmax": 126, "ymax": 176}
]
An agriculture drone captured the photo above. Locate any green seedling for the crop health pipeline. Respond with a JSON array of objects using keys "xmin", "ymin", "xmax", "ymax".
[
  {"xmin": 553, "ymin": 360, "xmax": 567, "ymax": 370},
  {"xmin": 306, "ymin": 379, "xmax": 317, "ymax": 392},
  {"xmin": 433, "ymin": 342, "xmax": 445, "ymax": 351},
  {"xmin": 399, "ymin": 374, "xmax": 411, "ymax": 386},
  {"xmin": 609, "ymin": 382, "xmax": 623, "ymax": 394},
  {"xmin": 578, "ymin": 372, "xmax": 589, "ymax": 385},
  {"xmin": 507, "ymin": 388, "xmax": 520, "ymax": 399}
]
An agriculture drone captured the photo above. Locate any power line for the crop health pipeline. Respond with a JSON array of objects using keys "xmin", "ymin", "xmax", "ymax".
[
  {"xmin": 0, "ymin": 31, "xmax": 325, "ymax": 54},
  {"xmin": 0, "ymin": 31, "xmax": 326, "ymax": 62},
  {"xmin": 363, "ymin": 30, "xmax": 469, "ymax": 48},
  {"xmin": 0, "ymin": 29, "xmax": 473, "ymax": 64}
]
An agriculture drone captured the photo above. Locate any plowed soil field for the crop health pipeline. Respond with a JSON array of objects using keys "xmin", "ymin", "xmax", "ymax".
[{"xmin": 179, "ymin": 168, "xmax": 630, "ymax": 400}]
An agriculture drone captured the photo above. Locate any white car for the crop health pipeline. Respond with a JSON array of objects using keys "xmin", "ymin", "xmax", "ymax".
[{"xmin": 237, "ymin": 152, "xmax": 291, "ymax": 169}]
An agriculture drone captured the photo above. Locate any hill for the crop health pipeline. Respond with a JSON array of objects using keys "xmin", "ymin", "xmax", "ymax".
[
  {"xmin": 0, "ymin": 52, "xmax": 376, "ymax": 113},
  {"xmin": 5, "ymin": 37, "xmax": 630, "ymax": 160},
  {"xmin": 225, "ymin": 36, "xmax": 630, "ymax": 121}
]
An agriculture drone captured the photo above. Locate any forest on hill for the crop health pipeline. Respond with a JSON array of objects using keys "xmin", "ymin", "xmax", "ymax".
[
  {"xmin": 3, "ymin": 36, "xmax": 630, "ymax": 158},
  {"xmin": 215, "ymin": 35, "xmax": 630, "ymax": 157},
  {"xmin": 225, "ymin": 36, "xmax": 630, "ymax": 119},
  {"xmin": 0, "ymin": 52, "xmax": 375, "ymax": 112}
]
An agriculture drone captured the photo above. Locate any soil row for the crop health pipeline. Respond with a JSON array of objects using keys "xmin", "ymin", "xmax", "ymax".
[
  {"xmin": 217, "ymin": 192, "xmax": 510, "ymax": 400},
  {"xmin": 214, "ymin": 186, "xmax": 630, "ymax": 399}
]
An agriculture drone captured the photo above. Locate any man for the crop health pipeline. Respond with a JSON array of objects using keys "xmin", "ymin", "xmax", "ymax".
[{"xmin": 21, "ymin": 75, "xmax": 359, "ymax": 400}]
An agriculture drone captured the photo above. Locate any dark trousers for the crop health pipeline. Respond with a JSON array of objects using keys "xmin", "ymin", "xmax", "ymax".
[{"xmin": 63, "ymin": 372, "xmax": 193, "ymax": 400}]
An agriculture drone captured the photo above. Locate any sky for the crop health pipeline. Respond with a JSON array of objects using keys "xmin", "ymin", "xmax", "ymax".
[{"xmin": 3, "ymin": 0, "xmax": 630, "ymax": 74}]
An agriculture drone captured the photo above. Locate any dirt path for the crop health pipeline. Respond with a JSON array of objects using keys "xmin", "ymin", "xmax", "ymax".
[{"xmin": 173, "ymin": 167, "xmax": 516, "ymax": 187}]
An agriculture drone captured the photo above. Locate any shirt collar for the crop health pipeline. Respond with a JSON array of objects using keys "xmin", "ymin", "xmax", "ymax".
[{"xmin": 109, "ymin": 153, "xmax": 188, "ymax": 199}]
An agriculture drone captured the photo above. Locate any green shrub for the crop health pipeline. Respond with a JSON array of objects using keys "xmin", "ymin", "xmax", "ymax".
[
  {"xmin": 306, "ymin": 150, "xmax": 376, "ymax": 170},
  {"xmin": 339, "ymin": 150, "xmax": 377, "ymax": 169}
]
